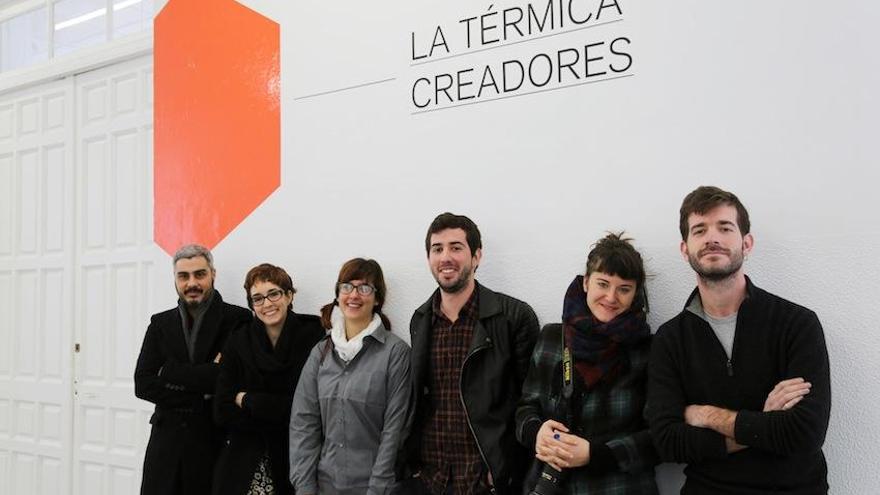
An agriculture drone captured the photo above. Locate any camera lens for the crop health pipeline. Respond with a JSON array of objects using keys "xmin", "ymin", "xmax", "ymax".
[{"xmin": 529, "ymin": 464, "xmax": 567, "ymax": 495}]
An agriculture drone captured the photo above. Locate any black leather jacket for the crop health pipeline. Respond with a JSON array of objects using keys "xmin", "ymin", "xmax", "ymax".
[{"xmin": 403, "ymin": 282, "xmax": 540, "ymax": 494}]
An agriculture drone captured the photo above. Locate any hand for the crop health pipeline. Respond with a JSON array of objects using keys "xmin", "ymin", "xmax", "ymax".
[
  {"xmin": 725, "ymin": 436, "xmax": 747, "ymax": 453},
  {"xmin": 764, "ymin": 377, "xmax": 810, "ymax": 411},
  {"xmin": 552, "ymin": 431, "xmax": 591, "ymax": 468},
  {"xmin": 214, "ymin": 352, "xmax": 222, "ymax": 363},
  {"xmin": 235, "ymin": 391, "xmax": 246, "ymax": 408},
  {"xmin": 535, "ymin": 420, "xmax": 569, "ymax": 471},
  {"xmin": 534, "ymin": 420, "xmax": 590, "ymax": 469}
]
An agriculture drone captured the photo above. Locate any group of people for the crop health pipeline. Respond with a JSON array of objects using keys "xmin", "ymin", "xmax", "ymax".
[{"xmin": 134, "ymin": 186, "xmax": 831, "ymax": 495}]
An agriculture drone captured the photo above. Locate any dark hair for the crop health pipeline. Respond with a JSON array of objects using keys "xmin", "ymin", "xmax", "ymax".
[
  {"xmin": 679, "ymin": 186, "xmax": 751, "ymax": 240},
  {"xmin": 243, "ymin": 263, "xmax": 297, "ymax": 311},
  {"xmin": 585, "ymin": 232, "xmax": 648, "ymax": 312},
  {"xmin": 320, "ymin": 258, "xmax": 392, "ymax": 330},
  {"xmin": 424, "ymin": 212, "xmax": 482, "ymax": 255}
]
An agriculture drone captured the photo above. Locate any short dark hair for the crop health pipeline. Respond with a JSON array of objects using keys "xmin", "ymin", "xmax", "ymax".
[
  {"xmin": 679, "ymin": 186, "xmax": 751, "ymax": 240},
  {"xmin": 243, "ymin": 263, "xmax": 297, "ymax": 311},
  {"xmin": 320, "ymin": 258, "xmax": 392, "ymax": 330},
  {"xmin": 585, "ymin": 232, "xmax": 648, "ymax": 312},
  {"xmin": 424, "ymin": 212, "xmax": 482, "ymax": 255}
]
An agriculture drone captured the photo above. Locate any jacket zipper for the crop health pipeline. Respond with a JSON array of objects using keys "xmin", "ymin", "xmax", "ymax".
[
  {"xmin": 700, "ymin": 317, "xmax": 737, "ymax": 377},
  {"xmin": 726, "ymin": 314, "xmax": 741, "ymax": 377},
  {"xmin": 459, "ymin": 342, "xmax": 496, "ymax": 494}
]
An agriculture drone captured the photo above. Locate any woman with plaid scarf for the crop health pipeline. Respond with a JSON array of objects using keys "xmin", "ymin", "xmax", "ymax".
[{"xmin": 516, "ymin": 233, "xmax": 659, "ymax": 494}]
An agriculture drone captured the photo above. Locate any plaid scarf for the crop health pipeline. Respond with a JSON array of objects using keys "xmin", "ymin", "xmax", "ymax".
[{"xmin": 562, "ymin": 275, "xmax": 650, "ymax": 390}]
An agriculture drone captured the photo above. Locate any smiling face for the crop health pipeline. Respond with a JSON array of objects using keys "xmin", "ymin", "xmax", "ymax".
[
  {"xmin": 174, "ymin": 256, "xmax": 215, "ymax": 308},
  {"xmin": 428, "ymin": 228, "xmax": 481, "ymax": 294},
  {"xmin": 583, "ymin": 272, "xmax": 638, "ymax": 323},
  {"xmin": 249, "ymin": 280, "xmax": 293, "ymax": 330},
  {"xmin": 337, "ymin": 278, "xmax": 377, "ymax": 327},
  {"xmin": 681, "ymin": 204, "xmax": 753, "ymax": 282}
]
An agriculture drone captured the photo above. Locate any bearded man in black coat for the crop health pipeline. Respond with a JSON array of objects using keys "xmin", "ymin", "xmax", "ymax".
[{"xmin": 134, "ymin": 244, "xmax": 251, "ymax": 495}]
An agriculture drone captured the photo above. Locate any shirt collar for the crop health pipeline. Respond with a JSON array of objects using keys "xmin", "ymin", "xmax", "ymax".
[{"xmin": 432, "ymin": 281, "xmax": 480, "ymax": 324}]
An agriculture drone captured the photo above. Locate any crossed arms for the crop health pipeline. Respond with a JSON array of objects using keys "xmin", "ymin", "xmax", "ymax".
[
  {"xmin": 683, "ymin": 377, "xmax": 812, "ymax": 453},
  {"xmin": 647, "ymin": 310, "xmax": 831, "ymax": 463}
]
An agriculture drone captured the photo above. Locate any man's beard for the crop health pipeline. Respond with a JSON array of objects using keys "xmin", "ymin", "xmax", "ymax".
[
  {"xmin": 179, "ymin": 286, "xmax": 213, "ymax": 308},
  {"xmin": 688, "ymin": 246, "xmax": 744, "ymax": 282},
  {"xmin": 435, "ymin": 265, "xmax": 473, "ymax": 294}
]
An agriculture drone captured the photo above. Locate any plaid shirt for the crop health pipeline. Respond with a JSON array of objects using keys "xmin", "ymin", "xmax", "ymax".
[
  {"xmin": 516, "ymin": 324, "xmax": 659, "ymax": 495},
  {"xmin": 419, "ymin": 289, "xmax": 489, "ymax": 495}
]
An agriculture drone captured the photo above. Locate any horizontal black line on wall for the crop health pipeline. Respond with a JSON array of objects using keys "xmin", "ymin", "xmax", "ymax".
[
  {"xmin": 293, "ymin": 77, "xmax": 397, "ymax": 101},
  {"xmin": 410, "ymin": 72, "xmax": 634, "ymax": 115}
]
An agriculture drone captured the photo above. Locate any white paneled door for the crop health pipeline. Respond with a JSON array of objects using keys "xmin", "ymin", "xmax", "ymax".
[
  {"xmin": 0, "ymin": 75, "xmax": 76, "ymax": 495},
  {"xmin": 0, "ymin": 54, "xmax": 166, "ymax": 495}
]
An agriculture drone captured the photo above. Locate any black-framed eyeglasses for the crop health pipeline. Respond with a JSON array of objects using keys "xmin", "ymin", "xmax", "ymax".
[
  {"xmin": 251, "ymin": 289, "xmax": 285, "ymax": 306},
  {"xmin": 338, "ymin": 282, "xmax": 376, "ymax": 296}
]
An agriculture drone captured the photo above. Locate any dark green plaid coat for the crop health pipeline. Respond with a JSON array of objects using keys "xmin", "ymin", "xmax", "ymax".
[{"xmin": 516, "ymin": 323, "xmax": 659, "ymax": 494}]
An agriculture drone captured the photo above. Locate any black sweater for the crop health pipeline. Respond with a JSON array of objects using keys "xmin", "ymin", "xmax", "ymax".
[
  {"xmin": 212, "ymin": 312, "xmax": 325, "ymax": 495},
  {"xmin": 647, "ymin": 278, "xmax": 831, "ymax": 494}
]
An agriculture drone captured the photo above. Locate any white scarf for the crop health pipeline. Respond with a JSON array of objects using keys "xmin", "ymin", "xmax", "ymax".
[{"xmin": 330, "ymin": 306, "xmax": 382, "ymax": 362}]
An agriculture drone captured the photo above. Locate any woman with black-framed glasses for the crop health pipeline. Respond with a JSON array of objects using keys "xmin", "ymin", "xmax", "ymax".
[
  {"xmin": 212, "ymin": 263, "xmax": 325, "ymax": 495},
  {"xmin": 289, "ymin": 258, "xmax": 411, "ymax": 495}
]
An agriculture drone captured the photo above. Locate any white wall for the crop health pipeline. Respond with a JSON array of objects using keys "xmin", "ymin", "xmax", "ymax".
[
  {"xmin": 219, "ymin": 0, "xmax": 875, "ymax": 493},
  {"xmin": 1, "ymin": 0, "xmax": 877, "ymax": 493}
]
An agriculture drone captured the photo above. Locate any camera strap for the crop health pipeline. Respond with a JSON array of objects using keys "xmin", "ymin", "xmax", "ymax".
[
  {"xmin": 562, "ymin": 343, "xmax": 574, "ymax": 402},
  {"xmin": 560, "ymin": 322, "xmax": 578, "ymax": 406},
  {"xmin": 559, "ymin": 327, "xmax": 585, "ymax": 433}
]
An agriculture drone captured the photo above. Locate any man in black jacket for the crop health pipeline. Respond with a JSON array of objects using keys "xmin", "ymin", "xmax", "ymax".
[
  {"xmin": 647, "ymin": 186, "xmax": 831, "ymax": 494},
  {"xmin": 402, "ymin": 212, "xmax": 540, "ymax": 495},
  {"xmin": 134, "ymin": 244, "xmax": 251, "ymax": 495}
]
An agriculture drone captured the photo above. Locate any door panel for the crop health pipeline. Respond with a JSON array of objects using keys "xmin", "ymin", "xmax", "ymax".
[
  {"xmin": 0, "ymin": 53, "xmax": 162, "ymax": 495},
  {"xmin": 73, "ymin": 54, "xmax": 163, "ymax": 495},
  {"xmin": 0, "ymin": 76, "xmax": 75, "ymax": 495}
]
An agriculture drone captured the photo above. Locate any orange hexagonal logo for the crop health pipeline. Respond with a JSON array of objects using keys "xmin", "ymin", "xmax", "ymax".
[{"xmin": 154, "ymin": 0, "xmax": 280, "ymax": 255}]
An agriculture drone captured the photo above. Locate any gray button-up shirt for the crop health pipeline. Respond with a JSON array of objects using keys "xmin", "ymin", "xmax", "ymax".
[{"xmin": 289, "ymin": 326, "xmax": 411, "ymax": 495}]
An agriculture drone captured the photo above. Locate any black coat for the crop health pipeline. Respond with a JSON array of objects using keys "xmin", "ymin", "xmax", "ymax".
[
  {"xmin": 134, "ymin": 291, "xmax": 251, "ymax": 495},
  {"xmin": 403, "ymin": 282, "xmax": 540, "ymax": 495},
  {"xmin": 212, "ymin": 311, "xmax": 326, "ymax": 495}
]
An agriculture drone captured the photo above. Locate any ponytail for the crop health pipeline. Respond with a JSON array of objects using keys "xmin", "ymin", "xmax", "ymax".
[
  {"xmin": 377, "ymin": 311, "xmax": 392, "ymax": 331},
  {"xmin": 319, "ymin": 302, "xmax": 335, "ymax": 330}
]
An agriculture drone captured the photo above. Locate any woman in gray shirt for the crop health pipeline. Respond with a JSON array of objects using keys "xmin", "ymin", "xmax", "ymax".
[{"xmin": 289, "ymin": 258, "xmax": 411, "ymax": 495}]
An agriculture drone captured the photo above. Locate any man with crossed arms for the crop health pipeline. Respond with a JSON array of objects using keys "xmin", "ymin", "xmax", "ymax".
[{"xmin": 648, "ymin": 186, "xmax": 831, "ymax": 494}]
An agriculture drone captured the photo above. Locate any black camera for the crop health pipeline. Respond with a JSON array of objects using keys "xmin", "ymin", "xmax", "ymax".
[
  {"xmin": 528, "ymin": 406, "xmax": 575, "ymax": 495},
  {"xmin": 528, "ymin": 463, "xmax": 568, "ymax": 495}
]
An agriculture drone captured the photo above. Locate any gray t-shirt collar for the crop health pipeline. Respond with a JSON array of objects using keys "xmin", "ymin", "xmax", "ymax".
[{"xmin": 686, "ymin": 292, "xmax": 738, "ymax": 359}]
